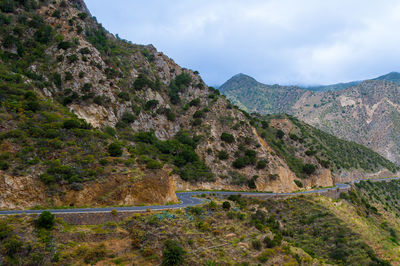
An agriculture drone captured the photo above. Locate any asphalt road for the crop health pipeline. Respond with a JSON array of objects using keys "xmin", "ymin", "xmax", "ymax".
[{"xmin": 0, "ymin": 177, "xmax": 398, "ymax": 215}]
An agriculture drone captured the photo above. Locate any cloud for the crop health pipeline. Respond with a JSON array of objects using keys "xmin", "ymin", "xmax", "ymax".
[{"xmin": 85, "ymin": 0, "xmax": 400, "ymax": 85}]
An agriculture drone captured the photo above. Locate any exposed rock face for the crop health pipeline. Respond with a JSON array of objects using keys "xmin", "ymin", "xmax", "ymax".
[
  {"xmin": 293, "ymin": 81, "xmax": 400, "ymax": 164},
  {"xmin": 0, "ymin": 169, "xmax": 177, "ymax": 209},
  {"xmin": 0, "ymin": 172, "xmax": 46, "ymax": 209}
]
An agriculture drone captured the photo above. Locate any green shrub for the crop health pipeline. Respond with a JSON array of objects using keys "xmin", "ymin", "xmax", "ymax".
[
  {"xmin": 146, "ymin": 160, "xmax": 163, "ymax": 169},
  {"xmin": 58, "ymin": 41, "xmax": 72, "ymax": 50},
  {"xmin": 108, "ymin": 142, "xmax": 123, "ymax": 157},
  {"xmin": 133, "ymin": 74, "xmax": 153, "ymax": 90},
  {"xmin": 256, "ymin": 160, "xmax": 267, "ymax": 169},
  {"xmin": 302, "ymin": 164, "xmax": 316, "ymax": 175},
  {"xmin": 193, "ymin": 110, "xmax": 204, "ymax": 119},
  {"xmin": 67, "ymin": 54, "xmax": 78, "ymax": 63},
  {"xmin": 162, "ymin": 240, "xmax": 186, "ymax": 266},
  {"xmin": 191, "ymin": 118, "xmax": 202, "ymax": 126},
  {"xmin": 221, "ymin": 132, "xmax": 235, "ymax": 143},
  {"xmin": 251, "ymin": 239, "xmax": 262, "ymax": 250},
  {"xmin": 36, "ymin": 211, "xmax": 55, "ymax": 229},
  {"xmin": 165, "ymin": 109, "xmax": 176, "ymax": 121},
  {"xmin": 78, "ymin": 12, "xmax": 88, "ymax": 20},
  {"xmin": 217, "ymin": 150, "xmax": 228, "ymax": 160},
  {"xmin": 118, "ymin": 92, "xmax": 130, "ymax": 101},
  {"xmin": 294, "ymin": 179, "xmax": 303, "ymax": 188},
  {"xmin": 0, "ymin": 0, "xmax": 15, "ymax": 13},
  {"xmin": 189, "ymin": 98, "xmax": 201, "ymax": 107},
  {"xmin": 63, "ymin": 119, "xmax": 81, "ymax": 129},
  {"xmin": 121, "ymin": 112, "xmax": 135, "ymax": 124},
  {"xmin": 145, "ymin": 100, "xmax": 159, "ymax": 110},
  {"xmin": 0, "ymin": 160, "xmax": 9, "ymax": 170},
  {"xmin": 276, "ymin": 130, "xmax": 284, "ymax": 139},
  {"xmin": 222, "ymin": 201, "xmax": 231, "ymax": 210}
]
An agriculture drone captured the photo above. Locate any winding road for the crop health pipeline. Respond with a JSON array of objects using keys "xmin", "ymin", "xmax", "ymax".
[{"xmin": 0, "ymin": 177, "xmax": 398, "ymax": 215}]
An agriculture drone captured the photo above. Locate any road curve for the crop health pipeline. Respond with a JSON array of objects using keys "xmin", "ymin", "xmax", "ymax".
[{"xmin": 0, "ymin": 177, "xmax": 398, "ymax": 215}]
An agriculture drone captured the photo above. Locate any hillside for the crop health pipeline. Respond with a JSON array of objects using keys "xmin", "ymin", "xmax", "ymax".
[
  {"xmin": 2, "ymin": 181, "xmax": 400, "ymax": 265},
  {"xmin": 221, "ymin": 73, "xmax": 400, "ymax": 164},
  {"xmin": 0, "ymin": 0, "xmax": 397, "ymax": 210}
]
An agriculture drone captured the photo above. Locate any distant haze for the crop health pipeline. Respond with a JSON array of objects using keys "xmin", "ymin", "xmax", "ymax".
[{"xmin": 85, "ymin": 0, "xmax": 400, "ymax": 86}]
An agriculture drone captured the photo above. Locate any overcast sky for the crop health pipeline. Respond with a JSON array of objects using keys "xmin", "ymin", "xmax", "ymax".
[{"xmin": 85, "ymin": 0, "xmax": 400, "ymax": 86}]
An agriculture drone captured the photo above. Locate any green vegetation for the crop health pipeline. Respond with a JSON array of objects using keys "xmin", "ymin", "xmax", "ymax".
[
  {"xmin": 131, "ymin": 131, "xmax": 214, "ymax": 182},
  {"xmin": 36, "ymin": 211, "xmax": 55, "ymax": 229},
  {"xmin": 108, "ymin": 142, "xmax": 123, "ymax": 157},
  {"xmin": 162, "ymin": 240, "xmax": 186, "ymax": 266},
  {"xmin": 220, "ymin": 132, "xmax": 235, "ymax": 143},
  {"xmin": 254, "ymin": 114, "xmax": 398, "ymax": 178}
]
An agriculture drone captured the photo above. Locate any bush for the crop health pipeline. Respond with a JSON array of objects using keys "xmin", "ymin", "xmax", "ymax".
[
  {"xmin": 162, "ymin": 240, "xmax": 186, "ymax": 266},
  {"xmin": 118, "ymin": 92, "xmax": 130, "ymax": 101},
  {"xmin": 276, "ymin": 130, "xmax": 284, "ymax": 139},
  {"xmin": 221, "ymin": 132, "xmax": 235, "ymax": 143},
  {"xmin": 145, "ymin": 100, "xmax": 159, "ymax": 110},
  {"xmin": 189, "ymin": 98, "xmax": 201, "ymax": 107},
  {"xmin": 256, "ymin": 160, "xmax": 267, "ymax": 169},
  {"xmin": 78, "ymin": 12, "xmax": 88, "ymax": 20},
  {"xmin": 63, "ymin": 119, "xmax": 81, "ymax": 129},
  {"xmin": 302, "ymin": 164, "xmax": 316, "ymax": 175},
  {"xmin": 0, "ymin": 161, "xmax": 9, "ymax": 170},
  {"xmin": 0, "ymin": 0, "xmax": 15, "ymax": 13},
  {"xmin": 191, "ymin": 118, "xmax": 202, "ymax": 126},
  {"xmin": 36, "ymin": 211, "xmax": 55, "ymax": 229},
  {"xmin": 108, "ymin": 142, "xmax": 123, "ymax": 157},
  {"xmin": 133, "ymin": 74, "xmax": 153, "ymax": 90},
  {"xmin": 121, "ymin": 112, "xmax": 135, "ymax": 124},
  {"xmin": 232, "ymin": 157, "xmax": 247, "ymax": 169},
  {"xmin": 252, "ymin": 239, "xmax": 262, "ymax": 250},
  {"xmin": 58, "ymin": 41, "xmax": 72, "ymax": 50},
  {"xmin": 217, "ymin": 150, "xmax": 228, "ymax": 160},
  {"xmin": 165, "ymin": 109, "xmax": 176, "ymax": 121},
  {"xmin": 294, "ymin": 179, "xmax": 303, "ymax": 188},
  {"xmin": 146, "ymin": 160, "xmax": 163, "ymax": 169},
  {"xmin": 222, "ymin": 201, "xmax": 231, "ymax": 210}
]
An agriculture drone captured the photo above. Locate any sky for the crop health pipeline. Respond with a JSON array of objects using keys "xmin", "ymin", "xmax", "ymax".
[{"xmin": 85, "ymin": 0, "xmax": 400, "ymax": 86}]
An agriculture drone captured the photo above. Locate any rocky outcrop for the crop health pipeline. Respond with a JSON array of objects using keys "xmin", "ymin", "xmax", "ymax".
[{"xmin": 0, "ymin": 169, "xmax": 177, "ymax": 209}]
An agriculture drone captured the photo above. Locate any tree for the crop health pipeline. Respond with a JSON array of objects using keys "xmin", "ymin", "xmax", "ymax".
[
  {"xmin": 108, "ymin": 142, "xmax": 123, "ymax": 157},
  {"xmin": 36, "ymin": 211, "xmax": 55, "ymax": 229},
  {"xmin": 162, "ymin": 240, "xmax": 186, "ymax": 266}
]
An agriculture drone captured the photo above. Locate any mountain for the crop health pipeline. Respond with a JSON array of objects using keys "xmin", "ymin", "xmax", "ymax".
[
  {"xmin": 219, "ymin": 73, "xmax": 305, "ymax": 113},
  {"xmin": 221, "ymin": 73, "xmax": 400, "ymax": 164},
  {"xmin": 0, "ymin": 0, "xmax": 397, "ymax": 210},
  {"xmin": 373, "ymin": 71, "xmax": 400, "ymax": 84}
]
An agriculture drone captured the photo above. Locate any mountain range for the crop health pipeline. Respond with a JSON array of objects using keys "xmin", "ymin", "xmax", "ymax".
[
  {"xmin": 220, "ymin": 72, "xmax": 400, "ymax": 164},
  {"xmin": 0, "ymin": 0, "xmax": 397, "ymax": 210}
]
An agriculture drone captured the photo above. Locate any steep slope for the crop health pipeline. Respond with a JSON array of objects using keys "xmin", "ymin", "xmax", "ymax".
[
  {"xmin": 222, "ymin": 73, "xmax": 400, "ymax": 164},
  {"xmin": 293, "ymin": 80, "xmax": 400, "ymax": 164},
  {"xmin": 0, "ymin": 0, "xmax": 396, "ymax": 209}
]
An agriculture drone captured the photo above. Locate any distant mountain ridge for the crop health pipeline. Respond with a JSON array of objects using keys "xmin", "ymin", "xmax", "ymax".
[{"xmin": 220, "ymin": 72, "xmax": 400, "ymax": 164}]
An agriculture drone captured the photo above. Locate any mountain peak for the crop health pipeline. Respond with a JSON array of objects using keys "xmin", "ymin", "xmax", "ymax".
[{"xmin": 373, "ymin": 72, "xmax": 400, "ymax": 83}]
